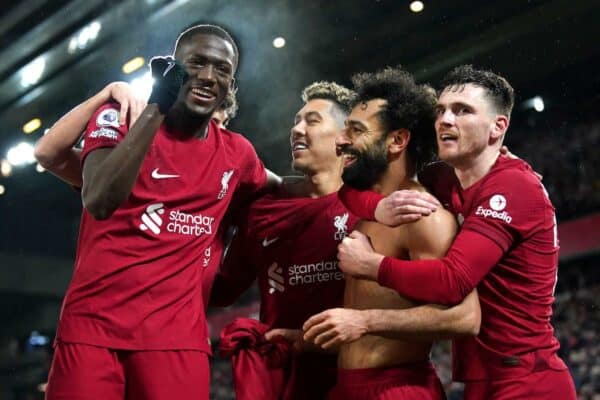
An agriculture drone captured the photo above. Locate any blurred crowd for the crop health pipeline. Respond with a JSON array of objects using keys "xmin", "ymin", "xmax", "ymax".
[{"xmin": 507, "ymin": 119, "xmax": 600, "ymax": 221}]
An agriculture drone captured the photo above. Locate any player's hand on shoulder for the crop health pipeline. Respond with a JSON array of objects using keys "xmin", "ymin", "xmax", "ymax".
[
  {"xmin": 302, "ymin": 308, "xmax": 369, "ymax": 351},
  {"xmin": 337, "ymin": 231, "xmax": 382, "ymax": 280},
  {"xmin": 148, "ymin": 56, "xmax": 188, "ymax": 115},
  {"xmin": 375, "ymin": 190, "xmax": 440, "ymax": 227},
  {"xmin": 103, "ymin": 82, "xmax": 147, "ymax": 128}
]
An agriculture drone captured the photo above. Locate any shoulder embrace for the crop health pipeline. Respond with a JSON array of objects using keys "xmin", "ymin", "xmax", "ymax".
[{"xmin": 407, "ymin": 203, "xmax": 458, "ymax": 240}]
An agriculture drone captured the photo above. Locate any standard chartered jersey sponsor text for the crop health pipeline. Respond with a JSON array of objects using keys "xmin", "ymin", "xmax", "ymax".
[
  {"xmin": 288, "ymin": 260, "xmax": 343, "ymax": 285},
  {"xmin": 139, "ymin": 203, "xmax": 215, "ymax": 236}
]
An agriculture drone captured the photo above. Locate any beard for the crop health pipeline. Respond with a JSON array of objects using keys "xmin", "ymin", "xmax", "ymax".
[{"xmin": 341, "ymin": 137, "xmax": 388, "ymax": 191}]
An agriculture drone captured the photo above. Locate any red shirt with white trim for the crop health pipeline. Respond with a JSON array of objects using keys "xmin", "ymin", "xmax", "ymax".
[{"xmin": 56, "ymin": 103, "xmax": 266, "ymax": 352}]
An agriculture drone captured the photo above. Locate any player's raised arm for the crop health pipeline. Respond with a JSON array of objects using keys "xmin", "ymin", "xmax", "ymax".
[
  {"xmin": 34, "ymin": 82, "xmax": 146, "ymax": 187},
  {"xmin": 338, "ymin": 184, "xmax": 439, "ymax": 225},
  {"xmin": 82, "ymin": 57, "xmax": 185, "ymax": 219}
]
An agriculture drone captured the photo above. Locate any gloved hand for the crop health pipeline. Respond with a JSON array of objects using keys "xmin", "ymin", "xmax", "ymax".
[{"xmin": 147, "ymin": 56, "xmax": 188, "ymax": 114}]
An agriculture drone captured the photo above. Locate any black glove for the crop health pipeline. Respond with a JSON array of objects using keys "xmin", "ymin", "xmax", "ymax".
[{"xmin": 147, "ymin": 56, "xmax": 188, "ymax": 114}]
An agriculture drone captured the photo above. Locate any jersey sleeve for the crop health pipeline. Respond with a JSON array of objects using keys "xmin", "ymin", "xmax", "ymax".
[
  {"xmin": 236, "ymin": 137, "xmax": 267, "ymax": 199},
  {"xmin": 81, "ymin": 102, "xmax": 128, "ymax": 166},
  {"xmin": 337, "ymin": 185, "xmax": 383, "ymax": 220},
  {"xmin": 377, "ymin": 228, "xmax": 504, "ymax": 305},
  {"xmin": 461, "ymin": 169, "xmax": 548, "ymax": 252}
]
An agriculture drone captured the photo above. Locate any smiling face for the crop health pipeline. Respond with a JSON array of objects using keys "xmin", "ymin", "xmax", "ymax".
[
  {"xmin": 174, "ymin": 33, "xmax": 236, "ymax": 118},
  {"xmin": 336, "ymin": 99, "xmax": 390, "ymax": 190},
  {"xmin": 434, "ymin": 84, "xmax": 500, "ymax": 167},
  {"xmin": 290, "ymin": 98, "xmax": 342, "ymax": 174}
]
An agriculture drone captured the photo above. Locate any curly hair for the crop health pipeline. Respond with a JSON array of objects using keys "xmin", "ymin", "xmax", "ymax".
[
  {"xmin": 440, "ymin": 65, "xmax": 514, "ymax": 118},
  {"xmin": 301, "ymin": 81, "xmax": 356, "ymax": 115},
  {"xmin": 218, "ymin": 89, "xmax": 238, "ymax": 120},
  {"xmin": 351, "ymin": 66, "xmax": 437, "ymax": 173}
]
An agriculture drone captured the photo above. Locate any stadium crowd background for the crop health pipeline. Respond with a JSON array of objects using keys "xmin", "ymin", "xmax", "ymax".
[{"xmin": 1, "ymin": 0, "xmax": 599, "ymax": 399}]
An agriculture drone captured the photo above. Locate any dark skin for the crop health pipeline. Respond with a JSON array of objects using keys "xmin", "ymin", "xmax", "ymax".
[{"xmin": 82, "ymin": 33, "xmax": 237, "ymax": 220}]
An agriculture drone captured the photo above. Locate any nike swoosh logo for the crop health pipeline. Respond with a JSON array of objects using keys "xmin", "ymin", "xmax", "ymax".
[
  {"xmin": 262, "ymin": 237, "xmax": 279, "ymax": 247},
  {"xmin": 151, "ymin": 168, "xmax": 180, "ymax": 179},
  {"xmin": 163, "ymin": 60, "xmax": 176, "ymax": 77}
]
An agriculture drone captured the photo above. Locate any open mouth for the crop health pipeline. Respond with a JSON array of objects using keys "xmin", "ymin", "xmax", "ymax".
[
  {"xmin": 439, "ymin": 133, "xmax": 458, "ymax": 143},
  {"xmin": 190, "ymin": 87, "xmax": 216, "ymax": 103},
  {"xmin": 292, "ymin": 142, "xmax": 308, "ymax": 152},
  {"xmin": 342, "ymin": 153, "xmax": 357, "ymax": 167}
]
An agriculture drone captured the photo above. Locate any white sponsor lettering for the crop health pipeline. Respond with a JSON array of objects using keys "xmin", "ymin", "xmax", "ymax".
[
  {"xmin": 89, "ymin": 127, "xmax": 118, "ymax": 140},
  {"xmin": 288, "ymin": 260, "xmax": 344, "ymax": 286},
  {"xmin": 138, "ymin": 203, "xmax": 215, "ymax": 237},
  {"xmin": 475, "ymin": 206, "xmax": 512, "ymax": 223},
  {"xmin": 167, "ymin": 210, "xmax": 214, "ymax": 236},
  {"xmin": 203, "ymin": 246, "xmax": 211, "ymax": 267}
]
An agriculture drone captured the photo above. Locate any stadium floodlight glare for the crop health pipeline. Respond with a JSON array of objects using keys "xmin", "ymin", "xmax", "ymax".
[
  {"xmin": 0, "ymin": 184, "xmax": 5, "ymax": 196},
  {"xmin": 20, "ymin": 57, "xmax": 46, "ymax": 87},
  {"xmin": 410, "ymin": 1, "xmax": 424, "ymax": 13},
  {"xmin": 68, "ymin": 21, "xmax": 102, "ymax": 54},
  {"xmin": 123, "ymin": 57, "xmax": 146, "ymax": 74},
  {"xmin": 23, "ymin": 118, "xmax": 42, "ymax": 134},
  {"xmin": 6, "ymin": 142, "xmax": 36, "ymax": 166},
  {"xmin": 130, "ymin": 72, "xmax": 154, "ymax": 101},
  {"xmin": 533, "ymin": 96, "xmax": 545, "ymax": 112},
  {"xmin": 273, "ymin": 37, "xmax": 286, "ymax": 48},
  {"xmin": 1, "ymin": 159, "xmax": 13, "ymax": 177}
]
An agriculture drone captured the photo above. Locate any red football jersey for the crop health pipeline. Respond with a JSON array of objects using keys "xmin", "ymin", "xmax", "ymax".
[
  {"xmin": 412, "ymin": 156, "xmax": 562, "ymax": 380},
  {"xmin": 444, "ymin": 157, "xmax": 561, "ymax": 380},
  {"xmin": 213, "ymin": 191, "xmax": 358, "ymax": 399},
  {"xmin": 216, "ymin": 191, "xmax": 358, "ymax": 329},
  {"xmin": 56, "ymin": 103, "xmax": 266, "ymax": 352}
]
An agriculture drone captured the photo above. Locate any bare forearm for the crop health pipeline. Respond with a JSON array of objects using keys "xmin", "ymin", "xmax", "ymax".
[
  {"xmin": 46, "ymin": 149, "xmax": 83, "ymax": 187},
  {"xmin": 364, "ymin": 293, "xmax": 480, "ymax": 341},
  {"xmin": 83, "ymin": 104, "xmax": 164, "ymax": 219},
  {"xmin": 35, "ymin": 86, "xmax": 111, "ymax": 167}
]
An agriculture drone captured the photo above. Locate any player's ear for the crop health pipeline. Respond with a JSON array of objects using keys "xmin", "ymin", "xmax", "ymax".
[
  {"xmin": 388, "ymin": 128, "xmax": 410, "ymax": 155},
  {"xmin": 490, "ymin": 115, "xmax": 509, "ymax": 141}
]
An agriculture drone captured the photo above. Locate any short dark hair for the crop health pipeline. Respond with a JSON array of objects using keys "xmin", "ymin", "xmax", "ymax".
[
  {"xmin": 174, "ymin": 24, "xmax": 239, "ymax": 65},
  {"xmin": 351, "ymin": 66, "xmax": 437, "ymax": 173},
  {"xmin": 440, "ymin": 65, "xmax": 514, "ymax": 118}
]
